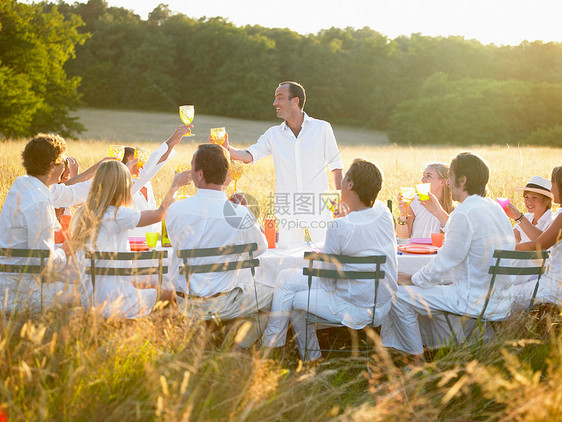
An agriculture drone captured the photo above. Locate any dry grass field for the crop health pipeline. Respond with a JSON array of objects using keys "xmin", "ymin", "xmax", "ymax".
[{"xmin": 0, "ymin": 110, "xmax": 561, "ymax": 421}]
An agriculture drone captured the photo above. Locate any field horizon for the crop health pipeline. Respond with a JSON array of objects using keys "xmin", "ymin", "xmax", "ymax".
[{"xmin": 71, "ymin": 108, "xmax": 390, "ymax": 146}]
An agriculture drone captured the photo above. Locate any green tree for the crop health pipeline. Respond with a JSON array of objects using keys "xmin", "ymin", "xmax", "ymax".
[{"xmin": 0, "ymin": 0, "xmax": 88, "ymax": 139}]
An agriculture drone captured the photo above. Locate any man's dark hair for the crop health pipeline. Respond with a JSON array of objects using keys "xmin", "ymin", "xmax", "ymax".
[
  {"xmin": 450, "ymin": 152, "xmax": 489, "ymax": 197},
  {"xmin": 279, "ymin": 81, "xmax": 306, "ymax": 110},
  {"xmin": 552, "ymin": 166, "xmax": 562, "ymax": 199},
  {"xmin": 122, "ymin": 147, "xmax": 135, "ymax": 164},
  {"xmin": 194, "ymin": 144, "xmax": 230, "ymax": 185},
  {"xmin": 346, "ymin": 158, "xmax": 383, "ymax": 207},
  {"xmin": 22, "ymin": 133, "xmax": 67, "ymax": 177}
]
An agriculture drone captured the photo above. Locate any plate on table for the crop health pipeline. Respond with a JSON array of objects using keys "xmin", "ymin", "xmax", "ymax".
[
  {"xmin": 129, "ymin": 237, "xmax": 149, "ymax": 252},
  {"xmin": 398, "ymin": 244, "xmax": 439, "ymax": 254},
  {"xmin": 409, "ymin": 238, "xmax": 432, "ymax": 245},
  {"xmin": 130, "ymin": 243, "xmax": 150, "ymax": 252}
]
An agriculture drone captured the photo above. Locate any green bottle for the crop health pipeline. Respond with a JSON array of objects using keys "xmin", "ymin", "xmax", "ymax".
[
  {"xmin": 162, "ymin": 220, "xmax": 171, "ymax": 247},
  {"xmin": 387, "ymin": 199, "xmax": 396, "ymax": 228}
]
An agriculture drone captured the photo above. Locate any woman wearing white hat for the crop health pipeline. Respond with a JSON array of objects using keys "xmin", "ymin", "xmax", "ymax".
[
  {"xmin": 515, "ymin": 166, "xmax": 562, "ymax": 306},
  {"xmin": 505, "ymin": 175, "xmax": 554, "ymax": 243}
]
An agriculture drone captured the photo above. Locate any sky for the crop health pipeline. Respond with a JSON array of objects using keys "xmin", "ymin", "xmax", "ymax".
[{"xmin": 100, "ymin": 0, "xmax": 562, "ymax": 46}]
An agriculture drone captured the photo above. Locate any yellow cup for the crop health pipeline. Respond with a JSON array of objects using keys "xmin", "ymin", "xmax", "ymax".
[
  {"xmin": 416, "ymin": 183, "xmax": 431, "ymax": 201},
  {"xmin": 145, "ymin": 232, "xmax": 159, "ymax": 248}
]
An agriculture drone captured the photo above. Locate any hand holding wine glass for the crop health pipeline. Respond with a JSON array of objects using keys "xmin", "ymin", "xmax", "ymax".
[
  {"xmin": 179, "ymin": 105, "xmax": 195, "ymax": 137},
  {"xmin": 210, "ymin": 127, "xmax": 227, "ymax": 145},
  {"xmin": 229, "ymin": 160, "xmax": 244, "ymax": 191},
  {"xmin": 175, "ymin": 163, "xmax": 191, "ymax": 199}
]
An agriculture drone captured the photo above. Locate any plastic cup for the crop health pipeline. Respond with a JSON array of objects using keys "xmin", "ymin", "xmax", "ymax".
[
  {"xmin": 431, "ymin": 232, "xmax": 444, "ymax": 247},
  {"xmin": 496, "ymin": 197, "xmax": 510, "ymax": 213},
  {"xmin": 145, "ymin": 232, "xmax": 159, "ymax": 248},
  {"xmin": 416, "ymin": 183, "xmax": 431, "ymax": 201}
]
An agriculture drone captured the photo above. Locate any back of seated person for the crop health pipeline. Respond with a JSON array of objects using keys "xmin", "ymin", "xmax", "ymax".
[
  {"xmin": 262, "ymin": 158, "xmax": 398, "ymax": 361},
  {"xmin": 165, "ymin": 143, "xmax": 273, "ymax": 348}
]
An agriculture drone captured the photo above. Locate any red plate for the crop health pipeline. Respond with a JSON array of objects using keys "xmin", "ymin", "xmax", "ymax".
[{"xmin": 398, "ymin": 244, "xmax": 439, "ymax": 254}]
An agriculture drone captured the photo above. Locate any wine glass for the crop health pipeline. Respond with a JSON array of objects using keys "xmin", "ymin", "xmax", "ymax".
[
  {"xmin": 176, "ymin": 163, "xmax": 191, "ymax": 199},
  {"xmin": 133, "ymin": 147, "xmax": 150, "ymax": 178},
  {"xmin": 109, "ymin": 145, "xmax": 124, "ymax": 161},
  {"xmin": 210, "ymin": 127, "xmax": 227, "ymax": 145},
  {"xmin": 229, "ymin": 160, "xmax": 244, "ymax": 191},
  {"xmin": 323, "ymin": 190, "xmax": 341, "ymax": 217},
  {"xmin": 179, "ymin": 105, "xmax": 195, "ymax": 137},
  {"xmin": 399, "ymin": 187, "xmax": 416, "ymax": 206}
]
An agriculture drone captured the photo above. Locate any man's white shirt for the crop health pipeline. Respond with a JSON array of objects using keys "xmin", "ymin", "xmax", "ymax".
[
  {"xmin": 166, "ymin": 189, "xmax": 267, "ymax": 297},
  {"xmin": 246, "ymin": 113, "xmax": 343, "ymax": 221}
]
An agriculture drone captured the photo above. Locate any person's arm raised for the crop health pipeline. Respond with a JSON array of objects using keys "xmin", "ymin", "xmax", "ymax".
[
  {"xmin": 419, "ymin": 192, "xmax": 449, "ymax": 227},
  {"xmin": 136, "ymin": 170, "xmax": 192, "ymax": 227},
  {"xmin": 516, "ymin": 213, "xmax": 562, "ymax": 251},
  {"xmin": 156, "ymin": 125, "xmax": 192, "ymax": 166},
  {"xmin": 64, "ymin": 157, "xmax": 114, "ymax": 185},
  {"xmin": 221, "ymin": 133, "xmax": 254, "ymax": 163}
]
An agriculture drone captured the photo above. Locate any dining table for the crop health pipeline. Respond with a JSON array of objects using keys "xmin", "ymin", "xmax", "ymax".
[{"xmin": 145, "ymin": 240, "xmax": 437, "ymax": 291}]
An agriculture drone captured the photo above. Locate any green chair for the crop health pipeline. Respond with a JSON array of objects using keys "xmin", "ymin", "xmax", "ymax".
[
  {"xmin": 302, "ymin": 252, "xmax": 387, "ymax": 360},
  {"xmin": 444, "ymin": 249, "xmax": 550, "ymax": 343},
  {"xmin": 177, "ymin": 243, "xmax": 261, "ymax": 332},
  {"xmin": 0, "ymin": 248, "xmax": 51, "ymax": 311},
  {"xmin": 85, "ymin": 250, "xmax": 168, "ymax": 298}
]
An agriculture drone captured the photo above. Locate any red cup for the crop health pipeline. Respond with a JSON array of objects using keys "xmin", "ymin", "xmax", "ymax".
[{"xmin": 431, "ymin": 232, "xmax": 444, "ymax": 247}]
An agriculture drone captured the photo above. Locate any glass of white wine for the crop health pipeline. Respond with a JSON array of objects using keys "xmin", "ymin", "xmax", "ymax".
[
  {"xmin": 229, "ymin": 160, "xmax": 244, "ymax": 191},
  {"xmin": 179, "ymin": 105, "xmax": 195, "ymax": 137},
  {"xmin": 176, "ymin": 163, "xmax": 191, "ymax": 199},
  {"xmin": 323, "ymin": 190, "xmax": 341, "ymax": 218}
]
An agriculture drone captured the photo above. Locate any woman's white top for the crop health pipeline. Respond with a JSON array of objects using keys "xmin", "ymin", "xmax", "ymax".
[
  {"xmin": 514, "ymin": 209, "xmax": 554, "ymax": 243},
  {"xmin": 410, "ymin": 198, "xmax": 442, "ymax": 238},
  {"xmin": 84, "ymin": 206, "xmax": 157, "ymax": 319}
]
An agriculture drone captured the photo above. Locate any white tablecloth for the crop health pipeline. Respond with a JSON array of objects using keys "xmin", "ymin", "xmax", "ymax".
[{"xmin": 155, "ymin": 242, "xmax": 434, "ymax": 290}]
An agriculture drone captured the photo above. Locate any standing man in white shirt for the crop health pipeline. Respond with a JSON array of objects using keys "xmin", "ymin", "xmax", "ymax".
[
  {"xmin": 382, "ymin": 152, "xmax": 516, "ymax": 357},
  {"xmin": 166, "ymin": 143, "xmax": 273, "ymax": 347},
  {"xmin": 224, "ymin": 81, "xmax": 344, "ymax": 241}
]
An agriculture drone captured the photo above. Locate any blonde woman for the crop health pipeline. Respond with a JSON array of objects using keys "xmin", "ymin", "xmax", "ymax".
[
  {"xmin": 72, "ymin": 160, "xmax": 190, "ymax": 319},
  {"xmin": 396, "ymin": 162, "xmax": 454, "ymax": 239}
]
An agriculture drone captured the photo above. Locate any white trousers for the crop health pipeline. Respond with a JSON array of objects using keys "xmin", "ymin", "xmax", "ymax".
[
  {"xmin": 512, "ymin": 273, "xmax": 561, "ymax": 311},
  {"xmin": 262, "ymin": 269, "xmax": 378, "ymax": 361},
  {"xmin": 381, "ymin": 285, "xmax": 465, "ymax": 355}
]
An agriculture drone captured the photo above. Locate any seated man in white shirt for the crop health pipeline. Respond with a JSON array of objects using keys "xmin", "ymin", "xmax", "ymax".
[
  {"xmin": 0, "ymin": 134, "xmax": 85, "ymax": 312},
  {"xmin": 166, "ymin": 143, "xmax": 273, "ymax": 348},
  {"xmin": 382, "ymin": 152, "xmax": 516, "ymax": 357},
  {"xmin": 262, "ymin": 158, "xmax": 399, "ymax": 361}
]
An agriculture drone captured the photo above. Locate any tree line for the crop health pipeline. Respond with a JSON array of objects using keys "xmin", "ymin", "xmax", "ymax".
[{"xmin": 2, "ymin": 0, "xmax": 561, "ymax": 146}]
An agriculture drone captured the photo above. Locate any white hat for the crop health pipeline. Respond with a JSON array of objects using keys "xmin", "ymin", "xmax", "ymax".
[{"xmin": 514, "ymin": 176, "xmax": 554, "ymax": 200}]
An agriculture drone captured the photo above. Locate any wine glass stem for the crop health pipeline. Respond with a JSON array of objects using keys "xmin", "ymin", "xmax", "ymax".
[{"xmin": 234, "ymin": 180, "xmax": 237, "ymax": 191}]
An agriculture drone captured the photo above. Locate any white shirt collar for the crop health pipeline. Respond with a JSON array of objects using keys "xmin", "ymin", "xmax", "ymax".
[
  {"xmin": 280, "ymin": 112, "xmax": 310, "ymax": 132},
  {"xmin": 194, "ymin": 188, "xmax": 228, "ymax": 200}
]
